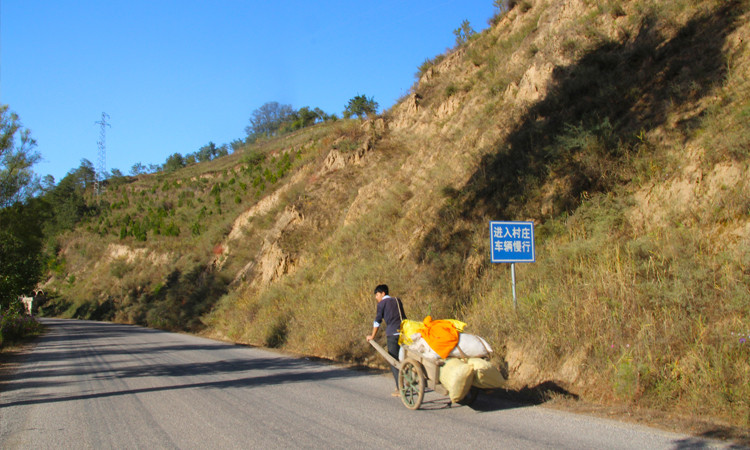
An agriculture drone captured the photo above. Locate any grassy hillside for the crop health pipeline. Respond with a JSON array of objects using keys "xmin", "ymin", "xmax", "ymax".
[{"xmin": 41, "ymin": 0, "xmax": 749, "ymax": 429}]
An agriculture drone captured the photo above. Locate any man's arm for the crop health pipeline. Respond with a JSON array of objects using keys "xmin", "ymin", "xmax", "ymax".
[
  {"xmin": 366, "ymin": 326, "xmax": 379, "ymax": 341},
  {"xmin": 367, "ymin": 300, "xmax": 385, "ymax": 340}
]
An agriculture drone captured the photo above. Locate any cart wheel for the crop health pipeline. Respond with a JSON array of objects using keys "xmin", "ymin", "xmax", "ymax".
[{"xmin": 398, "ymin": 358, "xmax": 425, "ymax": 410}]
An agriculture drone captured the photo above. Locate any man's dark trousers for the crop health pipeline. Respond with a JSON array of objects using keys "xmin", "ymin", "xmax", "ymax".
[{"xmin": 387, "ymin": 335, "xmax": 400, "ymax": 387}]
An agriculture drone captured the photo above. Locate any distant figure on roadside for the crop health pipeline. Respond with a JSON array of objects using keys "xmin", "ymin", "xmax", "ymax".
[
  {"xmin": 18, "ymin": 290, "xmax": 45, "ymax": 316},
  {"xmin": 366, "ymin": 284, "xmax": 406, "ymax": 395},
  {"xmin": 20, "ymin": 296, "xmax": 34, "ymax": 315}
]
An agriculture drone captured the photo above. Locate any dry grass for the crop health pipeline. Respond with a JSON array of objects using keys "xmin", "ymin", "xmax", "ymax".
[{"xmin": 454, "ymin": 183, "xmax": 749, "ymax": 424}]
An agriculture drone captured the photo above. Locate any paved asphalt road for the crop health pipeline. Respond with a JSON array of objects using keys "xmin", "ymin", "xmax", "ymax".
[{"xmin": 0, "ymin": 319, "xmax": 736, "ymax": 449}]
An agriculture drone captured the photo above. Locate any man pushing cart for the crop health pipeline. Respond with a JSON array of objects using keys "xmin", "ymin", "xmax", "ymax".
[{"xmin": 366, "ymin": 284, "xmax": 504, "ymax": 410}]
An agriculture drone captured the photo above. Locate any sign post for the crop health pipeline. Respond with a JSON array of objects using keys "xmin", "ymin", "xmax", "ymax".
[
  {"xmin": 511, "ymin": 263, "xmax": 517, "ymax": 310},
  {"xmin": 490, "ymin": 221, "xmax": 535, "ymax": 311}
]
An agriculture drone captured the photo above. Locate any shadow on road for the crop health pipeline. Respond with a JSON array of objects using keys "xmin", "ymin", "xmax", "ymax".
[
  {"xmin": 0, "ymin": 318, "xmax": 370, "ymax": 408},
  {"xmin": 389, "ymin": 380, "xmax": 578, "ymax": 413},
  {"xmin": 460, "ymin": 381, "xmax": 579, "ymax": 413},
  {"xmin": 1, "ymin": 365, "xmax": 369, "ymax": 409}
]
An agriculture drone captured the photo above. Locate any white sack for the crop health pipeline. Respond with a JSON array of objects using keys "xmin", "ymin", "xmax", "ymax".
[
  {"xmin": 449, "ymin": 334, "xmax": 493, "ymax": 358},
  {"xmin": 403, "ymin": 336, "xmax": 441, "ymax": 360}
]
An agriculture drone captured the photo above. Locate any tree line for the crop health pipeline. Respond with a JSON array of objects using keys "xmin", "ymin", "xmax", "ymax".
[
  {"xmin": 0, "ymin": 106, "xmax": 96, "ymax": 309},
  {"xmin": 243, "ymin": 96, "xmax": 378, "ymax": 143},
  {"xmin": 132, "ymin": 95, "xmax": 378, "ymax": 175}
]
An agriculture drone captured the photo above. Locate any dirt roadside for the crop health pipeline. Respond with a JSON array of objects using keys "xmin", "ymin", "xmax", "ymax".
[{"xmin": 541, "ymin": 395, "xmax": 750, "ymax": 447}]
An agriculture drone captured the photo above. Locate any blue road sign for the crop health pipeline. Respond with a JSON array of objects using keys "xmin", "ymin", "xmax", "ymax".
[{"xmin": 490, "ymin": 221, "xmax": 535, "ymax": 263}]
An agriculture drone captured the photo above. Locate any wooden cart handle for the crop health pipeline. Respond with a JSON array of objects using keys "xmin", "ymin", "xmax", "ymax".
[{"xmin": 368, "ymin": 339, "xmax": 401, "ymax": 369}]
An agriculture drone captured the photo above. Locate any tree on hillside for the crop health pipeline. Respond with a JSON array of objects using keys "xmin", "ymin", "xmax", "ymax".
[
  {"xmin": 492, "ymin": 0, "xmax": 512, "ymax": 14},
  {"xmin": 107, "ymin": 168, "xmax": 127, "ymax": 188},
  {"xmin": 76, "ymin": 159, "xmax": 96, "ymax": 189},
  {"xmin": 245, "ymin": 102, "xmax": 295, "ymax": 139},
  {"xmin": 0, "ymin": 201, "xmax": 45, "ymax": 309},
  {"xmin": 164, "ymin": 153, "xmax": 186, "ymax": 172},
  {"xmin": 280, "ymin": 106, "xmax": 330, "ymax": 133},
  {"xmin": 453, "ymin": 19, "xmax": 476, "ymax": 47},
  {"xmin": 40, "ymin": 174, "xmax": 56, "ymax": 193},
  {"xmin": 130, "ymin": 162, "xmax": 148, "ymax": 176},
  {"xmin": 44, "ymin": 160, "xmax": 97, "ymax": 234},
  {"xmin": 1, "ymin": 156, "xmax": 105, "ymax": 308},
  {"xmin": 0, "ymin": 105, "xmax": 44, "ymax": 308},
  {"xmin": 245, "ymin": 102, "xmax": 334, "ymax": 142},
  {"xmin": 0, "ymin": 105, "xmax": 40, "ymax": 208},
  {"xmin": 195, "ymin": 141, "xmax": 229, "ymax": 163},
  {"xmin": 129, "ymin": 162, "xmax": 161, "ymax": 176},
  {"xmin": 294, "ymin": 107, "xmax": 319, "ymax": 129},
  {"xmin": 343, "ymin": 94, "xmax": 379, "ymax": 120},
  {"xmin": 197, "ymin": 142, "xmax": 218, "ymax": 162},
  {"xmin": 230, "ymin": 139, "xmax": 246, "ymax": 153}
]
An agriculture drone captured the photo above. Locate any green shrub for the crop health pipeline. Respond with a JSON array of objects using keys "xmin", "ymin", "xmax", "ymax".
[
  {"xmin": 0, "ymin": 301, "xmax": 44, "ymax": 348},
  {"xmin": 416, "ymin": 55, "xmax": 445, "ymax": 79},
  {"xmin": 164, "ymin": 221, "xmax": 180, "ymax": 237}
]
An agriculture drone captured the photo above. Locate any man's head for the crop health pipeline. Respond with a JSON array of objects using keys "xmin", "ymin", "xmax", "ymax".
[
  {"xmin": 374, "ymin": 284, "xmax": 389, "ymax": 302},
  {"xmin": 374, "ymin": 284, "xmax": 389, "ymax": 295}
]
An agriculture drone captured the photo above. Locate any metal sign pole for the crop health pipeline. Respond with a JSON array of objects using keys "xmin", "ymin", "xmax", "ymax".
[
  {"xmin": 511, "ymin": 263, "xmax": 517, "ymax": 311},
  {"xmin": 490, "ymin": 221, "xmax": 534, "ymax": 313}
]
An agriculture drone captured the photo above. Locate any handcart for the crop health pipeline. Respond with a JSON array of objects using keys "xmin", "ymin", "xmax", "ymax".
[{"xmin": 368, "ymin": 339, "xmax": 479, "ymax": 410}]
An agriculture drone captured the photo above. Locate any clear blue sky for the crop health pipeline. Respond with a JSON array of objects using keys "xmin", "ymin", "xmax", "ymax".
[{"xmin": 1, "ymin": 1, "xmax": 496, "ymax": 182}]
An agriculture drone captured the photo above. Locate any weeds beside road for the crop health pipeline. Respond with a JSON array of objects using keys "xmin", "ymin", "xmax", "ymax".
[{"xmin": 0, "ymin": 305, "xmax": 44, "ymax": 350}]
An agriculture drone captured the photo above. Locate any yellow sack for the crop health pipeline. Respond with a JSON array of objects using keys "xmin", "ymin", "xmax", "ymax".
[
  {"xmin": 467, "ymin": 358, "xmax": 505, "ymax": 389},
  {"xmin": 444, "ymin": 319, "xmax": 467, "ymax": 333},
  {"xmin": 398, "ymin": 320, "xmax": 424, "ymax": 345},
  {"xmin": 439, "ymin": 358, "xmax": 474, "ymax": 403}
]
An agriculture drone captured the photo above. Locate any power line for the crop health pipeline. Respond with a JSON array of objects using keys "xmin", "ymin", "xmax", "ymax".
[{"xmin": 94, "ymin": 112, "xmax": 110, "ymax": 197}]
